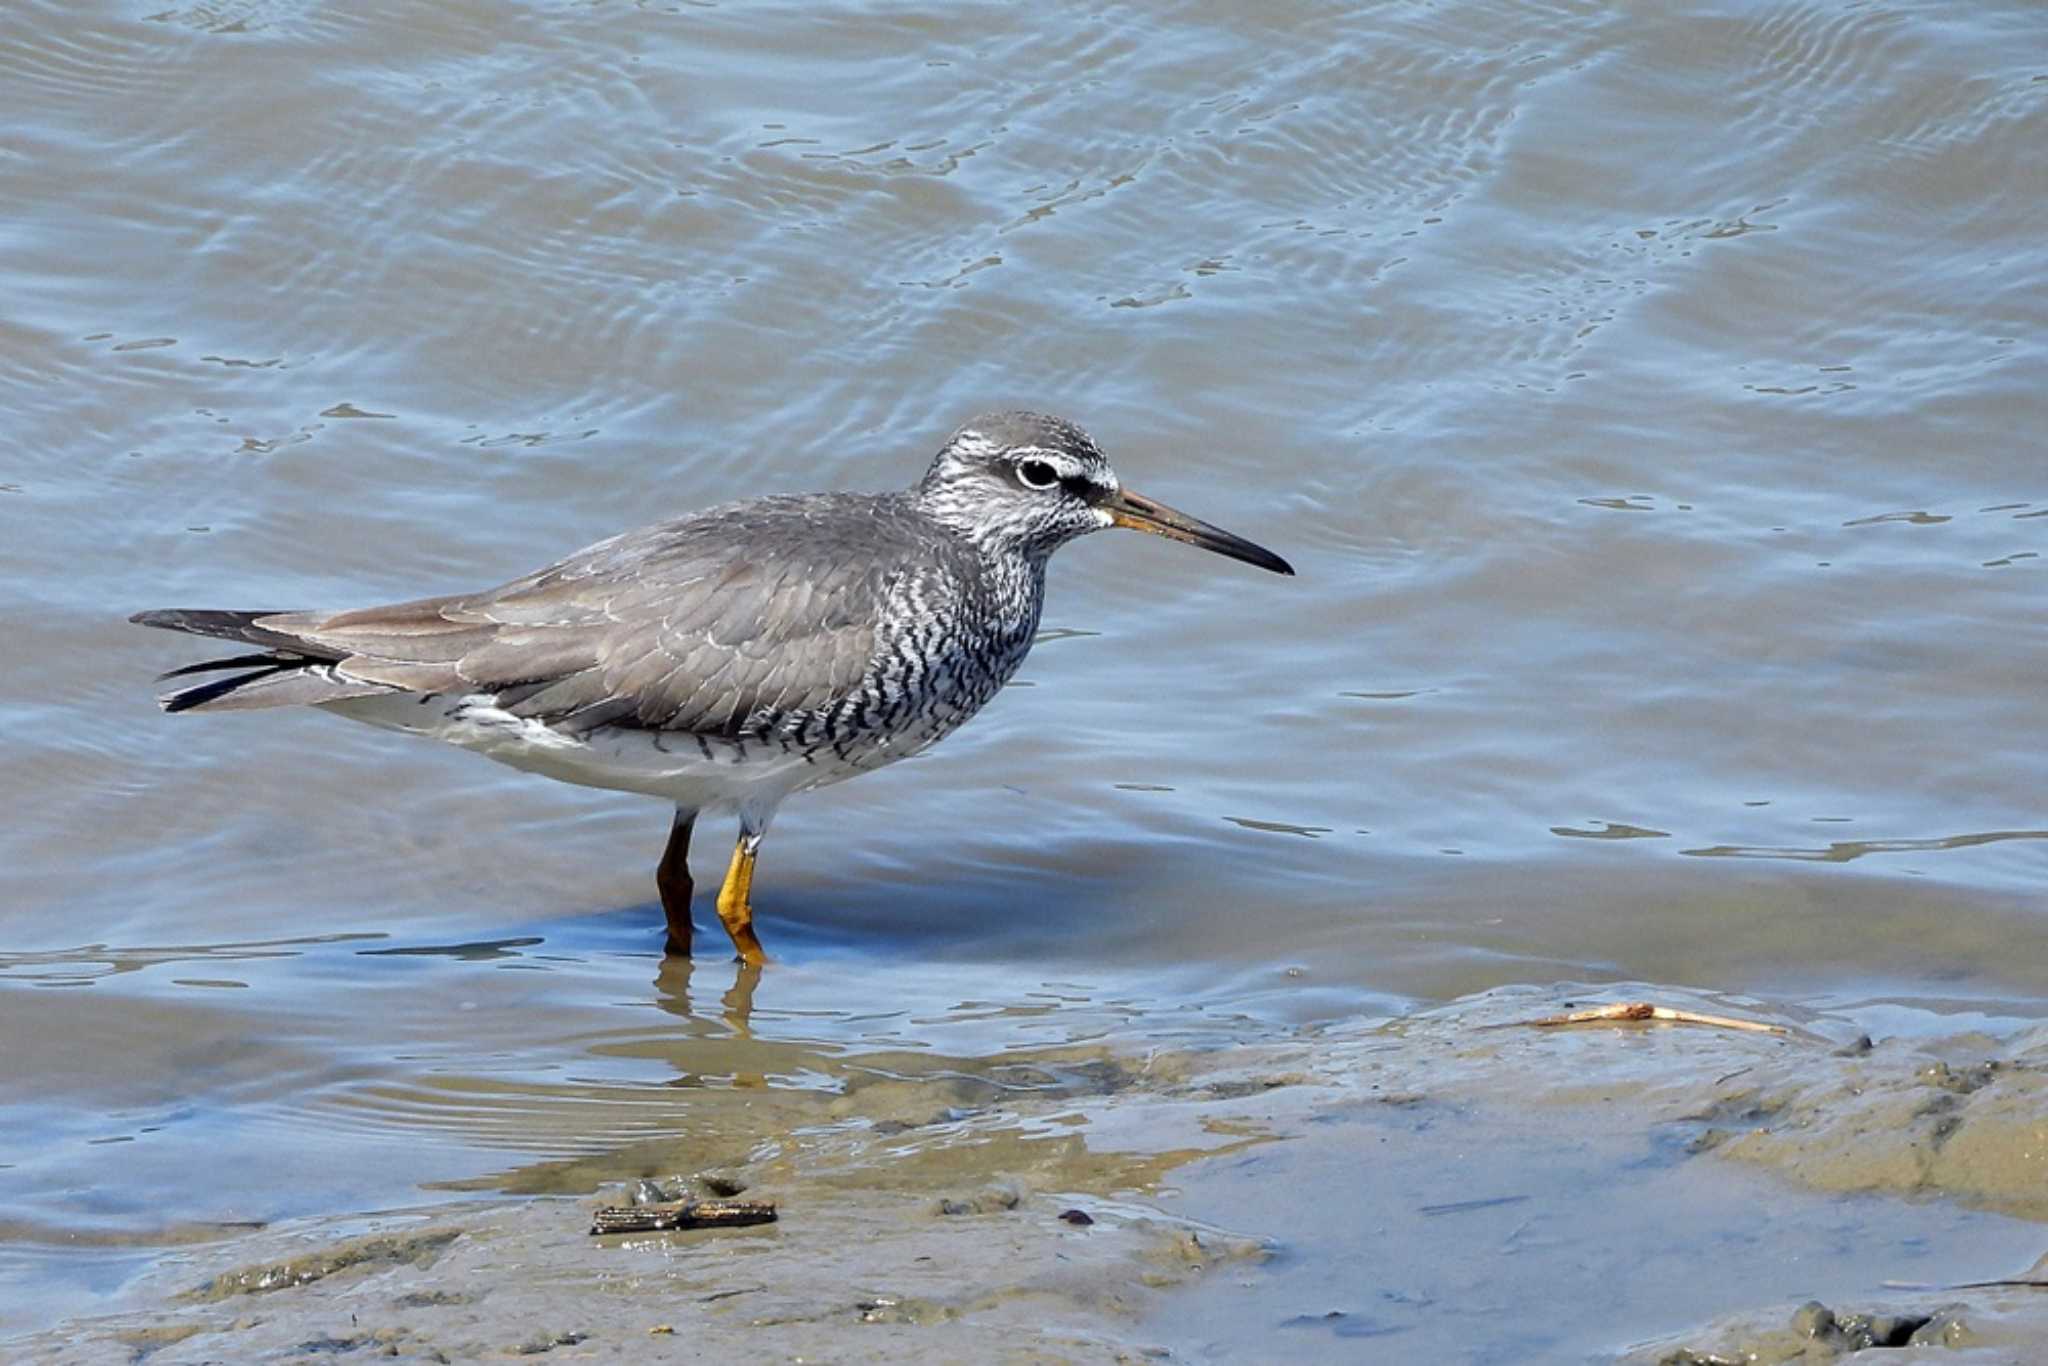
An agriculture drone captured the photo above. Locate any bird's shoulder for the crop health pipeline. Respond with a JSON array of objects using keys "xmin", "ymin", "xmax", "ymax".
[{"xmin": 474, "ymin": 491, "xmax": 979, "ymax": 625}]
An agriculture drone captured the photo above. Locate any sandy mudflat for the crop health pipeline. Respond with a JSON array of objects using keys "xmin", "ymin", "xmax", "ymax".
[{"xmin": 16, "ymin": 985, "xmax": 2048, "ymax": 1362}]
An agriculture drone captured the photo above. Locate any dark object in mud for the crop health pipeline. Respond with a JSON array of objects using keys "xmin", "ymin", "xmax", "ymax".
[
  {"xmin": 1418, "ymin": 1193, "xmax": 1530, "ymax": 1217},
  {"xmin": 589, "ymin": 1199, "xmax": 777, "ymax": 1235},
  {"xmin": 1657, "ymin": 1300, "xmax": 1958, "ymax": 1364},
  {"xmin": 1058, "ymin": 1208, "xmax": 1095, "ymax": 1226},
  {"xmin": 1788, "ymin": 1300, "xmax": 1930, "ymax": 1349},
  {"xmin": 936, "ymin": 1184, "xmax": 1022, "ymax": 1216}
]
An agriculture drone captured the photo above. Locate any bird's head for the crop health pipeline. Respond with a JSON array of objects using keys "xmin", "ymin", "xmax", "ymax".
[{"xmin": 913, "ymin": 410, "xmax": 1294, "ymax": 575}]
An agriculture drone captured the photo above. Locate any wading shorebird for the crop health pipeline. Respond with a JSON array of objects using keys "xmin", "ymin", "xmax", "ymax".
[{"xmin": 133, "ymin": 412, "xmax": 1294, "ymax": 963}]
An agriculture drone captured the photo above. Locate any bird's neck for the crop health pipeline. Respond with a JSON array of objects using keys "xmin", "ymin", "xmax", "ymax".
[{"xmin": 910, "ymin": 484, "xmax": 1064, "ymax": 568}]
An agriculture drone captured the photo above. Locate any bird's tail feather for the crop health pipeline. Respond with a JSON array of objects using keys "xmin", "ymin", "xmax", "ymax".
[
  {"xmin": 129, "ymin": 608, "xmax": 310, "ymax": 651},
  {"xmin": 160, "ymin": 663, "xmax": 300, "ymax": 713},
  {"xmin": 159, "ymin": 662, "xmax": 392, "ymax": 713},
  {"xmin": 132, "ymin": 607, "xmax": 395, "ymax": 713},
  {"xmin": 155, "ymin": 651, "xmax": 292, "ymax": 682}
]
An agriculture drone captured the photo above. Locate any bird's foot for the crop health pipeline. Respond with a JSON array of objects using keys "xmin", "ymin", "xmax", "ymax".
[{"xmin": 721, "ymin": 917, "xmax": 767, "ymax": 967}]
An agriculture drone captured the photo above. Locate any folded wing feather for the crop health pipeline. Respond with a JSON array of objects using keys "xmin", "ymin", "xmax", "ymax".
[{"xmin": 151, "ymin": 500, "xmax": 930, "ymax": 736}]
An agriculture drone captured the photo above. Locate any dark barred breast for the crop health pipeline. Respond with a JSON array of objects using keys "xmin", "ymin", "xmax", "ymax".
[{"xmin": 740, "ymin": 543, "xmax": 1045, "ymax": 772}]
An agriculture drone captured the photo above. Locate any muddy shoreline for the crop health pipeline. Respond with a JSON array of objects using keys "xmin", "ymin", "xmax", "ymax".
[{"xmin": 16, "ymin": 984, "xmax": 2048, "ymax": 1362}]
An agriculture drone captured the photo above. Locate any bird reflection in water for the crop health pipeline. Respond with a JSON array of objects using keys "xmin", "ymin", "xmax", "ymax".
[{"xmin": 651, "ymin": 955, "xmax": 767, "ymax": 1088}]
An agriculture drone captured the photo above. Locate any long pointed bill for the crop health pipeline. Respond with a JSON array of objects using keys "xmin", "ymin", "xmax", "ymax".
[{"xmin": 1105, "ymin": 488, "xmax": 1295, "ymax": 576}]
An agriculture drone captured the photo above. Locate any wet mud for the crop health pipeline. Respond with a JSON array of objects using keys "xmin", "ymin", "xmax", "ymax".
[
  {"xmin": 1630, "ymin": 1269, "xmax": 2048, "ymax": 1365},
  {"xmin": 16, "ymin": 985, "xmax": 2048, "ymax": 1362}
]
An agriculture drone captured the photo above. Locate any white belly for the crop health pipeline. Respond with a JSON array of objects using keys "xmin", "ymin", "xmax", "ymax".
[{"xmin": 324, "ymin": 692, "xmax": 850, "ymax": 813}]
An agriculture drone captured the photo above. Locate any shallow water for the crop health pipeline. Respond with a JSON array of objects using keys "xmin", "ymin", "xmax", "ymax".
[{"xmin": 2, "ymin": 0, "xmax": 2044, "ymax": 1348}]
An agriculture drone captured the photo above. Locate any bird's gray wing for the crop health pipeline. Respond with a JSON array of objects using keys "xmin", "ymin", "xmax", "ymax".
[{"xmin": 251, "ymin": 500, "xmax": 914, "ymax": 737}]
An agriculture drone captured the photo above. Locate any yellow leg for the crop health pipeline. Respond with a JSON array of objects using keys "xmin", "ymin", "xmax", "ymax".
[{"xmin": 715, "ymin": 834, "xmax": 767, "ymax": 966}]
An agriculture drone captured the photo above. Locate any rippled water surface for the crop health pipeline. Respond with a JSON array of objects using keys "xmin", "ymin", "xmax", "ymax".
[{"xmin": 3, "ymin": 0, "xmax": 2044, "ymax": 1345}]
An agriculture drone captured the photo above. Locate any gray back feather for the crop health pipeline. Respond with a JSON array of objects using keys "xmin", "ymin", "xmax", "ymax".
[{"xmin": 252, "ymin": 493, "xmax": 971, "ymax": 737}]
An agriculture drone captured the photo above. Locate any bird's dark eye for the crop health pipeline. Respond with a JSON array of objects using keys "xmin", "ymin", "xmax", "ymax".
[{"xmin": 1017, "ymin": 459, "xmax": 1060, "ymax": 490}]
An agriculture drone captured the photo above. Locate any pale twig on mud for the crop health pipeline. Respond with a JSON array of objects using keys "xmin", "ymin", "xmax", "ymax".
[{"xmin": 1510, "ymin": 1001, "xmax": 1787, "ymax": 1034}]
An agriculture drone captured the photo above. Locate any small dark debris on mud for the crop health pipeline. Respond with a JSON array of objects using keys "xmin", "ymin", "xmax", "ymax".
[
  {"xmin": 512, "ymin": 1328, "xmax": 588, "ymax": 1354},
  {"xmin": 589, "ymin": 1198, "xmax": 776, "ymax": 1235},
  {"xmin": 935, "ymin": 1183, "xmax": 1022, "ymax": 1216},
  {"xmin": 1655, "ymin": 1298, "xmax": 1974, "ymax": 1363}
]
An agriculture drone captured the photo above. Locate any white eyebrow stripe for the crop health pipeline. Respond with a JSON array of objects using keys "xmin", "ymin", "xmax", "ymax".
[{"xmin": 1009, "ymin": 446, "xmax": 1085, "ymax": 476}]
